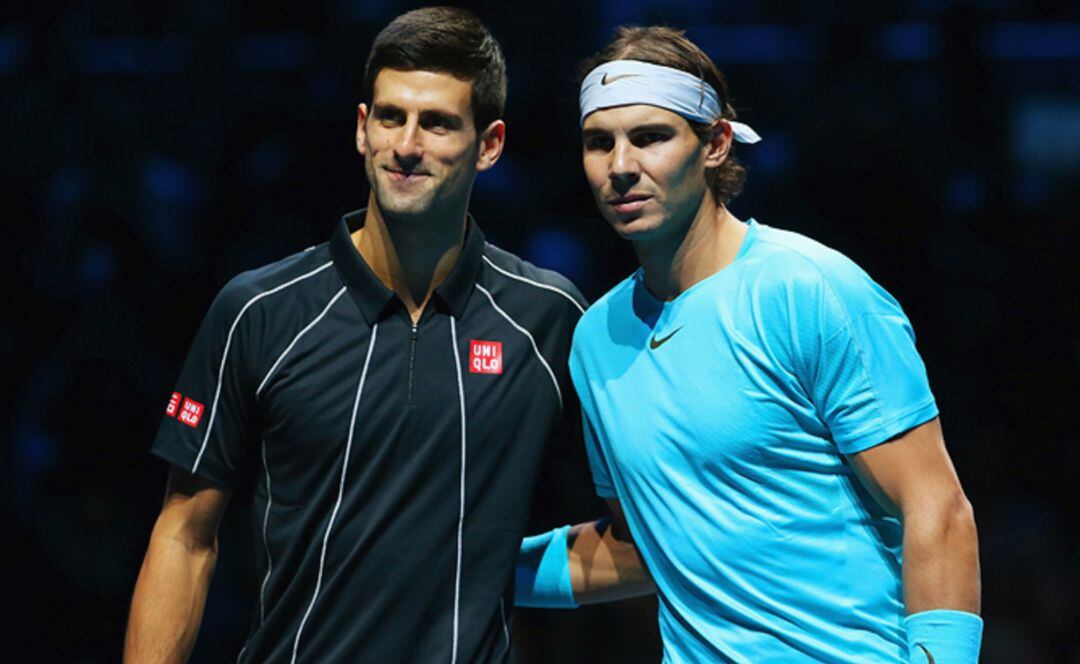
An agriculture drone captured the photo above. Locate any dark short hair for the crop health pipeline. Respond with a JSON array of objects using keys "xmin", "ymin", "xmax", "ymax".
[
  {"xmin": 579, "ymin": 26, "xmax": 748, "ymax": 205},
  {"xmin": 363, "ymin": 7, "xmax": 507, "ymax": 131}
]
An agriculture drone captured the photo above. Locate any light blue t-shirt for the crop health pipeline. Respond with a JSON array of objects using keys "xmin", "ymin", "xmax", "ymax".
[{"xmin": 569, "ymin": 220, "xmax": 938, "ymax": 663}]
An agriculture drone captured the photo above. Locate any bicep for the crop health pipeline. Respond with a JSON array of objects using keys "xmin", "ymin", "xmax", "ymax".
[
  {"xmin": 154, "ymin": 465, "xmax": 232, "ymax": 549},
  {"xmin": 848, "ymin": 417, "xmax": 966, "ymax": 519}
]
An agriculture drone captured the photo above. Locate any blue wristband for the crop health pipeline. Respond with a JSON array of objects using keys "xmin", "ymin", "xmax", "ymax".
[
  {"xmin": 905, "ymin": 609, "xmax": 983, "ymax": 664},
  {"xmin": 513, "ymin": 525, "xmax": 578, "ymax": 609}
]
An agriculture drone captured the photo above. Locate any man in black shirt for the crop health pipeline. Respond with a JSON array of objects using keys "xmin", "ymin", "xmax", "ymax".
[{"xmin": 124, "ymin": 8, "xmax": 619, "ymax": 662}]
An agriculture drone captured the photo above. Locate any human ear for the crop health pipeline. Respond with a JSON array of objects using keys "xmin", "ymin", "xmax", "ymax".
[
  {"xmin": 476, "ymin": 120, "xmax": 506, "ymax": 172},
  {"xmin": 356, "ymin": 103, "xmax": 369, "ymax": 155},
  {"xmin": 704, "ymin": 119, "xmax": 733, "ymax": 168}
]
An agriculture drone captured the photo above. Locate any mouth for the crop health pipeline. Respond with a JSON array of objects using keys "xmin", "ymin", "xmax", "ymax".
[
  {"xmin": 607, "ymin": 193, "xmax": 652, "ymax": 214},
  {"xmin": 384, "ymin": 167, "xmax": 430, "ymax": 183}
]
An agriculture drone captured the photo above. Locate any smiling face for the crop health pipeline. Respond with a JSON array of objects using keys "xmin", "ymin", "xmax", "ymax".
[
  {"xmin": 357, "ymin": 68, "xmax": 502, "ymax": 222},
  {"xmin": 582, "ymin": 104, "xmax": 726, "ymax": 243}
]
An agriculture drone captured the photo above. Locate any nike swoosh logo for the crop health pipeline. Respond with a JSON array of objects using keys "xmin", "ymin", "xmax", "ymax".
[
  {"xmin": 601, "ymin": 73, "xmax": 639, "ymax": 86},
  {"xmin": 649, "ymin": 326, "xmax": 683, "ymax": 350}
]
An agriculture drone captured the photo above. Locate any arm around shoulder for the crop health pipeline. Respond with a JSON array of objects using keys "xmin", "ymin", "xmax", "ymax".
[
  {"xmin": 514, "ymin": 499, "xmax": 654, "ymax": 609},
  {"xmin": 124, "ymin": 465, "xmax": 231, "ymax": 664},
  {"xmin": 568, "ymin": 499, "xmax": 655, "ymax": 605}
]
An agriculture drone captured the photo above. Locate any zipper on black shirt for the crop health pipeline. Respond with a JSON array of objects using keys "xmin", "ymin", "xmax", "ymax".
[{"xmin": 407, "ymin": 323, "xmax": 418, "ymax": 403}]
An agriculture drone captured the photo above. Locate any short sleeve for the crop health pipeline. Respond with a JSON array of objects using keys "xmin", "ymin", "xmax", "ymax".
[
  {"xmin": 151, "ymin": 279, "xmax": 260, "ymax": 487},
  {"xmin": 582, "ymin": 410, "xmax": 617, "ymax": 499},
  {"xmin": 808, "ymin": 266, "xmax": 939, "ymax": 455}
]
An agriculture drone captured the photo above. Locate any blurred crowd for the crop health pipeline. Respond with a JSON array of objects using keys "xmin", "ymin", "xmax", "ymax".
[{"xmin": 3, "ymin": 1, "xmax": 1078, "ymax": 661}]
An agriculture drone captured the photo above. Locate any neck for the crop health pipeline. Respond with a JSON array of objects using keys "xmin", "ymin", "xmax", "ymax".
[
  {"xmin": 353, "ymin": 195, "xmax": 467, "ymax": 322},
  {"xmin": 634, "ymin": 196, "xmax": 746, "ymax": 301}
]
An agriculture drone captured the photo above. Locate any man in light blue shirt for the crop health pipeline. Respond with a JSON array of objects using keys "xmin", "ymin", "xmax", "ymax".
[{"xmin": 560, "ymin": 25, "xmax": 982, "ymax": 663}]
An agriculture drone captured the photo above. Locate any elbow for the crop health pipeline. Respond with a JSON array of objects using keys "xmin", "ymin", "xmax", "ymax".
[{"xmin": 905, "ymin": 489, "xmax": 978, "ymax": 550}]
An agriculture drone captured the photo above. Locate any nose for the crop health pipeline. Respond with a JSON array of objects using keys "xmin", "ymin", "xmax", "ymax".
[
  {"xmin": 609, "ymin": 140, "xmax": 640, "ymax": 194},
  {"xmin": 393, "ymin": 117, "xmax": 423, "ymax": 171}
]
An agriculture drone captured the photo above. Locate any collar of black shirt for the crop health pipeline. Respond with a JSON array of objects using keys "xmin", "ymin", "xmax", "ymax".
[{"xmin": 330, "ymin": 208, "xmax": 486, "ymax": 325}]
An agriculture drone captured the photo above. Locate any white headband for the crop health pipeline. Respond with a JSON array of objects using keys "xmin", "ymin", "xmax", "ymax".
[{"xmin": 579, "ymin": 59, "xmax": 761, "ymax": 144}]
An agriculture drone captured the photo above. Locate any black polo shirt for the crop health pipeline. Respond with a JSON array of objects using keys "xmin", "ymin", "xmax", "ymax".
[{"xmin": 151, "ymin": 210, "xmax": 587, "ymax": 663}]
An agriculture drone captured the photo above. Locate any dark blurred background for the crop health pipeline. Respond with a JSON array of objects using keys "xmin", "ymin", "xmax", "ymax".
[{"xmin": 3, "ymin": 0, "xmax": 1078, "ymax": 662}]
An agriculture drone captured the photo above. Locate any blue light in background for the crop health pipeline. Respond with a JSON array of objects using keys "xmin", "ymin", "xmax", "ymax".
[
  {"xmin": 1012, "ymin": 174, "xmax": 1049, "ymax": 208},
  {"xmin": 78, "ymin": 36, "xmax": 190, "ymax": 75},
  {"xmin": 145, "ymin": 155, "xmax": 203, "ymax": 204},
  {"xmin": 244, "ymin": 137, "xmax": 291, "ymax": 188},
  {"xmin": 475, "ymin": 152, "xmax": 525, "ymax": 197},
  {"xmin": 946, "ymin": 172, "xmax": 985, "ymax": 215},
  {"xmin": 687, "ymin": 25, "xmax": 813, "ymax": 64},
  {"xmin": 743, "ymin": 130, "xmax": 794, "ymax": 178},
  {"xmin": 877, "ymin": 23, "xmax": 941, "ymax": 61},
  {"xmin": 234, "ymin": 34, "xmax": 311, "ymax": 71},
  {"xmin": 339, "ymin": 0, "xmax": 401, "ymax": 24},
  {"xmin": 46, "ymin": 168, "xmax": 88, "ymax": 216},
  {"xmin": 15, "ymin": 427, "xmax": 58, "ymax": 474},
  {"xmin": 984, "ymin": 23, "xmax": 1080, "ymax": 60},
  {"xmin": 1012, "ymin": 100, "xmax": 1080, "ymax": 175},
  {"xmin": 523, "ymin": 228, "xmax": 589, "ymax": 286},
  {"xmin": 143, "ymin": 156, "xmax": 205, "ymax": 259},
  {"xmin": 0, "ymin": 34, "xmax": 27, "ymax": 74},
  {"xmin": 78, "ymin": 242, "xmax": 118, "ymax": 291}
]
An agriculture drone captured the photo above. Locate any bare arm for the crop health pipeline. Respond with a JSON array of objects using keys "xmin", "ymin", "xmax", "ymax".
[
  {"xmin": 568, "ymin": 499, "xmax": 655, "ymax": 604},
  {"xmin": 849, "ymin": 418, "xmax": 980, "ymax": 614},
  {"xmin": 124, "ymin": 466, "xmax": 231, "ymax": 663}
]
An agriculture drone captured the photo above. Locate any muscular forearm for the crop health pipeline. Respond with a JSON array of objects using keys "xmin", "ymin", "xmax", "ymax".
[
  {"xmin": 568, "ymin": 519, "xmax": 654, "ymax": 605},
  {"xmin": 901, "ymin": 493, "xmax": 980, "ymax": 615},
  {"xmin": 124, "ymin": 523, "xmax": 218, "ymax": 663}
]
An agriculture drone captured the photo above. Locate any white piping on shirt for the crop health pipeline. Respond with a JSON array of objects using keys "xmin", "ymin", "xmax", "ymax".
[
  {"xmin": 192, "ymin": 260, "xmax": 334, "ymax": 475},
  {"xmin": 449, "ymin": 317, "xmax": 468, "ymax": 664},
  {"xmin": 291, "ymin": 323, "xmax": 379, "ymax": 664},
  {"xmin": 258, "ymin": 439, "xmax": 273, "ymax": 625},
  {"xmin": 499, "ymin": 597, "xmax": 510, "ymax": 657},
  {"xmin": 475, "ymin": 284, "xmax": 563, "ymax": 410},
  {"xmin": 256, "ymin": 286, "xmax": 347, "ymax": 397},
  {"xmin": 482, "ymin": 254, "xmax": 585, "ymax": 315}
]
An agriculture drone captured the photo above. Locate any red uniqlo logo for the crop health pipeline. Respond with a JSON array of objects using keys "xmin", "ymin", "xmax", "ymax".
[
  {"xmin": 469, "ymin": 340, "xmax": 503, "ymax": 374},
  {"xmin": 165, "ymin": 392, "xmax": 182, "ymax": 418},
  {"xmin": 178, "ymin": 397, "xmax": 206, "ymax": 428}
]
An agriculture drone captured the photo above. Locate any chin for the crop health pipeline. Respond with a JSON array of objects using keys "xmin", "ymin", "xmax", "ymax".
[
  {"xmin": 609, "ymin": 213, "xmax": 663, "ymax": 241},
  {"xmin": 374, "ymin": 190, "xmax": 437, "ymax": 220}
]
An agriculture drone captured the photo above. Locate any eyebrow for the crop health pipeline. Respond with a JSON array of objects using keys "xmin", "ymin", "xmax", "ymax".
[
  {"xmin": 582, "ymin": 122, "xmax": 678, "ymax": 138},
  {"xmin": 371, "ymin": 102, "xmax": 465, "ymax": 128},
  {"xmin": 628, "ymin": 123, "xmax": 678, "ymax": 134}
]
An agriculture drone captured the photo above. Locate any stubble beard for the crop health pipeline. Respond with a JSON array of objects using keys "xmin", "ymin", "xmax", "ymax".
[{"xmin": 366, "ymin": 159, "xmax": 439, "ymax": 222}]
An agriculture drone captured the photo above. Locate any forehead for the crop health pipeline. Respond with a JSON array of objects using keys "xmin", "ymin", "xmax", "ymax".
[
  {"xmin": 371, "ymin": 68, "xmax": 473, "ymax": 114},
  {"xmin": 582, "ymin": 104, "xmax": 688, "ymax": 133}
]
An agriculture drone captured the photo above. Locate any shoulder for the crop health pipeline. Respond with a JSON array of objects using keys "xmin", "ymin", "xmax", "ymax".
[
  {"xmin": 748, "ymin": 222, "xmax": 904, "ymax": 320},
  {"xmin": 572, "ymin": 271, "xmax": 638, "ymax": 350},
  {"xmin": 480, "ymin": 242, "xmax": 588, "ymax": 317},
  {"xmin": 210, "ymin": 242, "xmax": 338, "ymax": 323}
]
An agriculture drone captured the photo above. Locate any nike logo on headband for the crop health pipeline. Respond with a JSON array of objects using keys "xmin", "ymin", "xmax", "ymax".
[{"xmin": 601, "ymin": 73, "xmax": 639, "ymax": 85}]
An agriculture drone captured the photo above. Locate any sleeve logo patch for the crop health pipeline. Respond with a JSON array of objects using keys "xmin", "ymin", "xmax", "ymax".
[
  {"xmin": 178, "ymin": 397, "xmax": 206, "ymax": 428},
  {"xmin": 165, "ymin": 392, "xmax": 182, "ymax": 417},
  {"xmin": 469, "ymin": 340, "xmax": 503, "ymax": 375}
]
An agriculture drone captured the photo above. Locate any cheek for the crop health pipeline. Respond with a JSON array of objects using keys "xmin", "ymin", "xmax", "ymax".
[
  {"xmin": 663, "ymin": 152, "xmax": 706, "ymax": 198},
  {"xmin": 581, "ymin": 158, "xmax": 607, "ymax": 192}
]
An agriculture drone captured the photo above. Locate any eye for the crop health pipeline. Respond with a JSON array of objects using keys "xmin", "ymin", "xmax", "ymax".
[
  {"xmin": 421, "ymin": 116, "xmax": 449, "ymax": 131},
  {"xmin": 631, "ymin": 131, "xmax": 669, "ymax": 147},
  {"xmin": 584, "ymin": 135, "xmax": 614, "ymax": 152},
  {"xmin": 375, "ymin": 108, "xmax": 405, "ymax": 127}
]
